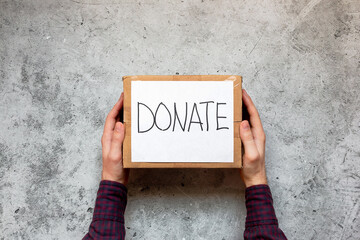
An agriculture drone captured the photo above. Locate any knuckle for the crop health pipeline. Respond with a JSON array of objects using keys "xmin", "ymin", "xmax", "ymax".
[
  {"xmin": 245, "ymin": 130, "xmax": 252, "ymax": 137},
  {"xmin": 243, "ymin": 133, "xmax": 253, "ymax": 142},
  {"xmin": 112, "ymin": 132, "xmax": 121, "ymax": 141},
  {"xmin": 241, "ymin": 128, "xmax": 251, "ymax": 137},
  {"xmin": 246, "ymin": 152, "xmax": 259, "ymax": 162},
  {"xmin": 258, "ymin": 132, "xmax": 266, "ymax": 142},
  {"xmin": 108, "ymin": 153, "xmax": 120, "ymax": 162},
  {"xmin": 105, "ymin": 114, "xmax": 113, "ymax": 122},
  {"xmin": 250, "ymin": 108, "xmax": 259, "ymax": 118}
]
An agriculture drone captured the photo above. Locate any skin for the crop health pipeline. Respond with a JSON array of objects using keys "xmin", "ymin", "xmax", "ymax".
[
  {"xmin": 101, "ymin": 90, "xmax": 267, "ymax": 188},
  {"xmin": 239, "ymin": 89, "xmax": 268, "ymax": 187},
  {"xmin": 101, "ymin": 92, "xmax": 129, "ymax": 185}
]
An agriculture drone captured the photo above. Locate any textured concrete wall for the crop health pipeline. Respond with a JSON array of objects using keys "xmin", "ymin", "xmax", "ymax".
[{"xmin": 1, "ymin": 0, "xmax": 359, "ymax": 239}]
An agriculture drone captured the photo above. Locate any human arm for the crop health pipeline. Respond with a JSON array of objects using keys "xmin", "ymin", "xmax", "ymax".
[
  {"xmin": 83, "ymin": 93, "xmax": 130, "ymax": 240},
  {"xmin": 240, "ymin": 89, "xmax": 287, "ymax": 240}
]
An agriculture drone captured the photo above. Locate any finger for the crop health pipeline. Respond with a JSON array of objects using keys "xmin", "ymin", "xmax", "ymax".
[
  {"xmin": 240, "ymin": 120, "xmax": 259, "ymax": 162},
  {"xmin": 242, "ymin": 89, "xmax": 265, "ymax": 141},
  {"xmin": 102, "ymin": 93, "xmax": 124, "ymax": 149},
  {"xmin": 108, "ymin": 122, "xmax": 125, "ymax": 162},
  {"xmin": 105, "ymin": 92, "xmax": 124, "ymax": 130}
]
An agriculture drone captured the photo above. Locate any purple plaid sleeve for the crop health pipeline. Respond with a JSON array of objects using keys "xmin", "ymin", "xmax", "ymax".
[
  {"xmin": 244, "ymin": 184, "xmax": 287, "ymax": 240},
  {"xmin": 83, "ymin": 180, "xmax": 127, "ymax": 240}
]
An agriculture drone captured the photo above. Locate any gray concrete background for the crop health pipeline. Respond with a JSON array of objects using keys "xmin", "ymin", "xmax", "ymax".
[{"xmin": 0, "ymin": 0, "xmax": 359, "ymax": 239}]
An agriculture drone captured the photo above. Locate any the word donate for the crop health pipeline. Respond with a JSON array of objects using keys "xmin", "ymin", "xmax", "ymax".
[
  {"xmin": 137, "ymin": 101, "xmax": 229, "ymax": 133},
  {"xmin": 131, "ymin": 80, "xmax": 234, "ymax": 163}
]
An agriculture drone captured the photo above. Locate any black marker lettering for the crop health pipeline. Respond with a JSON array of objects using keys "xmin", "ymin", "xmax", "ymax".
[
  {"xmin": 199, "ymin": 101, "xmax": 214, "ymax": 131},
  {"xmin": 188, "ymin": 103, "xmax": 203, "ymax": 131},
  {"xmin": 154, "ymin": 102, "xmax": 172, "ymax": 131},
  {"xmin": 216, "ymin": 102, "xmax": 229, "ymax": 130},
  {"xmin": 173, "ymin": 102, "xmax": 188, "ymax": 131},
  {"xmin": 137, "ymin": 102, "xmax": 155, "ymax": 133}
]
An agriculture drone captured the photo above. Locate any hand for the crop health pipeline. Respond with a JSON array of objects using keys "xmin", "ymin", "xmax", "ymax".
[
  {"xmin": 101, "ymin": 92, "xmax": 129, "ymax": 185},
  {"xmin": 240, "ymin": 89, "xmax": 267, "ymax": 188}
]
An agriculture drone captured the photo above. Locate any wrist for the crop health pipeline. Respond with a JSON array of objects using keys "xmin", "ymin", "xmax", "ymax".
[
  {"xmin": 101, "ymin": 172, "xmax": 127, "ymax": 186},
  {"xmin": 245, "ymin": 180, "xmax": 268, "ymax": 188},
  {"xmin": 244, "ymin": 175, "xmax": 268, "ymax": 188}
]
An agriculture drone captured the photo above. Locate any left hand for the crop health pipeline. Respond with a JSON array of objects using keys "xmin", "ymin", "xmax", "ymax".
[
  {"xmin": 239, "ymin": 89, "xmax": 267, "ymax": 188},
  {"xmin": 101, "ymin": 92, "xmax": 130, "ymax": 185}
]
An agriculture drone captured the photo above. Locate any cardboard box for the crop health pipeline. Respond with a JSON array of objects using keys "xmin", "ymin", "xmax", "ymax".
[{"xmin": 123, "ymin": 75, "xmax": 242, "ymax": 168}]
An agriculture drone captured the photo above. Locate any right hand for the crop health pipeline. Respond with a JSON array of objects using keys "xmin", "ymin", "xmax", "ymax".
[
  {"xmin": 101, "ymin": 93, "xmax": 130, "ymax": 186},
  {"xmin": 239, "ymin": 89, "xmax": 268, "ymax": 188}
]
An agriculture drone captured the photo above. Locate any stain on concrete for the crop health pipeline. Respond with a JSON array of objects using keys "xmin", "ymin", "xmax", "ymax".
[{"xmin": 23, "ymin": 114, "xmax": 44, "ymax": 133}]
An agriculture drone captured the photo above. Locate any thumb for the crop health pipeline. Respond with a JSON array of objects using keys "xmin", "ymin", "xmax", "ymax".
[
  {"xmin": 109, "ymin": 122, "xmax": 125, "ymax": 160},
  {"xmin": 240, "ymin": 120, "xmax": 259, "ymax": 162}
]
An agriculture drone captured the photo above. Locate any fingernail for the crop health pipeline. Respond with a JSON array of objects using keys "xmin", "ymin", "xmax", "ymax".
[
  {"xmin": 242, "ymin": 121, "xmax": 250, "ymax": 130},
  {"xmin": 243, "ymin": 89, "xmax": 248, "ymax": 96}
]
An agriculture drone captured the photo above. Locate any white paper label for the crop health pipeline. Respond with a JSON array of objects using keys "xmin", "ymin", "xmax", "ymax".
[{"xmin": 131, "ymin": 81, "xmax": 234, "ymax": 163}]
